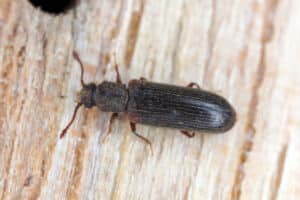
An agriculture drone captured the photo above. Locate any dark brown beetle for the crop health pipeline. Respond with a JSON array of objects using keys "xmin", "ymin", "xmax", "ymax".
[{"xmin": 60, "ymin": 52, "xmax": 236, "ymax": 151}]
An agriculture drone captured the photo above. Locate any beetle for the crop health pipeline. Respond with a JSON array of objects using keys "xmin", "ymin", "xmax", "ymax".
[{"xmin": 60, "ymin": 51, "xmax": 236, "ymax": 151}]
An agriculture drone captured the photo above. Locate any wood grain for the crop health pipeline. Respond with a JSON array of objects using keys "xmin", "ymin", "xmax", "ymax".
[{"xmin": 0, "ymin": 0, "xmax": 299, "ymax": 199}]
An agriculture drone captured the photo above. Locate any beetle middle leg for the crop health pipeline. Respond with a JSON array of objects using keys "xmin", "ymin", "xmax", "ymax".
[
  {"xmin": 180, "ymin": 131, "xmax": 195, "ymax": 138},
  {"xmin": 186, "ymin": 82, "xmax": 201, "ymax": 89},
  {"xmin": 130, "ymin": 122, "xmax": 153, "ymax": 155}
]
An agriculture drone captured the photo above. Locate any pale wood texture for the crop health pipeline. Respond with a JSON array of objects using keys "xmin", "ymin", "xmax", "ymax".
[{"xmin": 0, "ymin": 0, "xmax": 299, "ymax": 199}]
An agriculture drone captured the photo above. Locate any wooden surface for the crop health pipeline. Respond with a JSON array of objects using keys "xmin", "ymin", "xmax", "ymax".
[{"xmin": 0, "ymin": 0, "xmax": 299, "ymax": 199}]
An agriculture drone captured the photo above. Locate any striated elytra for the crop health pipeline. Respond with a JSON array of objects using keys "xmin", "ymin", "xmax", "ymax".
[{"xmin": 127, "ymin": 80, "xmax": 235, "ymax": 133}]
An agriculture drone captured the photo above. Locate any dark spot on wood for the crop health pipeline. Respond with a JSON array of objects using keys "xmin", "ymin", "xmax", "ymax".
[
  {"xmin": 104, "ymin": 53, "xmax": 111, "ymax": 65},
  {"xmin": 28, "ymin": 0, "xmax": 77, "ymax": 14},
  {"xmin": 23, "ymin": 176, "xmax": 32, "ymax": 187},
  {"xmin": 102, "ymin": 53, "xmax": 111, "ymax": 76}
]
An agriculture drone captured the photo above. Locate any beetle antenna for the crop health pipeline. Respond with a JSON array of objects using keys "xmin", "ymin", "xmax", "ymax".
[
  {"xmin": 73, "ymin": 51, "xmax": 86, "ymax": 87},
  {"xmin": 59, "ymin": 103, "xmax": 83, "ymax": 138}
]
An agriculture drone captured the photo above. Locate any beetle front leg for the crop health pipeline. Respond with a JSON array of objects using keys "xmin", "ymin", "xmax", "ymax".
[
  {"xmin": 130, "ymin": 122, "xmax": 153, "ymax": 155},
  {"xmin": 180, "ymin": 131, "xmax": 195, "ymax": 138},
  {"xmin": 102, "ymin": 113, "xmax": 118, "ymax": 143}
]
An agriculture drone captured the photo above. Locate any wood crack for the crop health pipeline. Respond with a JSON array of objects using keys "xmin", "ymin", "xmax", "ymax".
[
  {"xmin": 170, "ymin": 2, "xmax": 184, "ymax": 82},
  {"xmin": 184, "ymin": 135, "xmax": 204, "ymax": 199},
  {"xmin": 270, "ymin": 143, "xmax": 287, "ymax": 200},
  {"xmin": 231, "ymin": 1, "xmax": 279, "ymax": 199},
  {"xmin": 202, "ymin": 0, "xmax": 216, "ymax": 86},
  {"xmin": 110, "ymin": 132, "xmax": 129, "ymax": 200},
  {"xmin": 66, "ymin": 138, "xmax": 87, "ymax": 200},
  {"xmin": 1, "ymin": 41, "xmax": 28, "ymax": 200},
  {"xmin": 124, "ymin": 1, "xmax": 145, "ymax": 69}
]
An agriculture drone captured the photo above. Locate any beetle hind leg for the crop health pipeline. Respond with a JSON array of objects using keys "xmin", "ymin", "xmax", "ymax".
[
  {"xmin": 180, "ymin": 130, "xmax": 195, "ymax": 138},
  {"xmin": 130, "ymin": 122, "xmax": 153, "ymax": 155}
]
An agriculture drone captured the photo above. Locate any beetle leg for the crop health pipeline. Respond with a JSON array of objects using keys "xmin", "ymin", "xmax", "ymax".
[
  {"xmin": 130, "ymin": 122, "xmax": 153, "ymax": 155},
  {"xmin": 180, "ymin": 130, "xmax": 195, "ymax": 138},
  {"xmin": 112, "ymin": 53, "xmax": 122, "ymax": 84},
  {"xmin": 102, "ymin": 113, "xmax": 118, "ymax": 143},
  {"xmin": 186, "ymin": 82, "xmax": 201, "ymax": 89},
  {"xmin": 114, "ymin": 62, "xmax": 122, "ymax": 84}
]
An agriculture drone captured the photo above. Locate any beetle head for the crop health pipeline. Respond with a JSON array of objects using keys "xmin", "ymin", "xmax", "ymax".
[
  {"xmin": 79, "ymin": 83, "xmax": 96, "ymax": 108},
  {"xmin": 59, "ymin": 51, "xmax": 94, "ymax": 138}
]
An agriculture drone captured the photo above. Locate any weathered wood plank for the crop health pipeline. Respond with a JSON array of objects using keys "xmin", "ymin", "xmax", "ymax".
[{"xmin": 0, "ymin": 0, "xmax": 298, "ymax": 199}]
